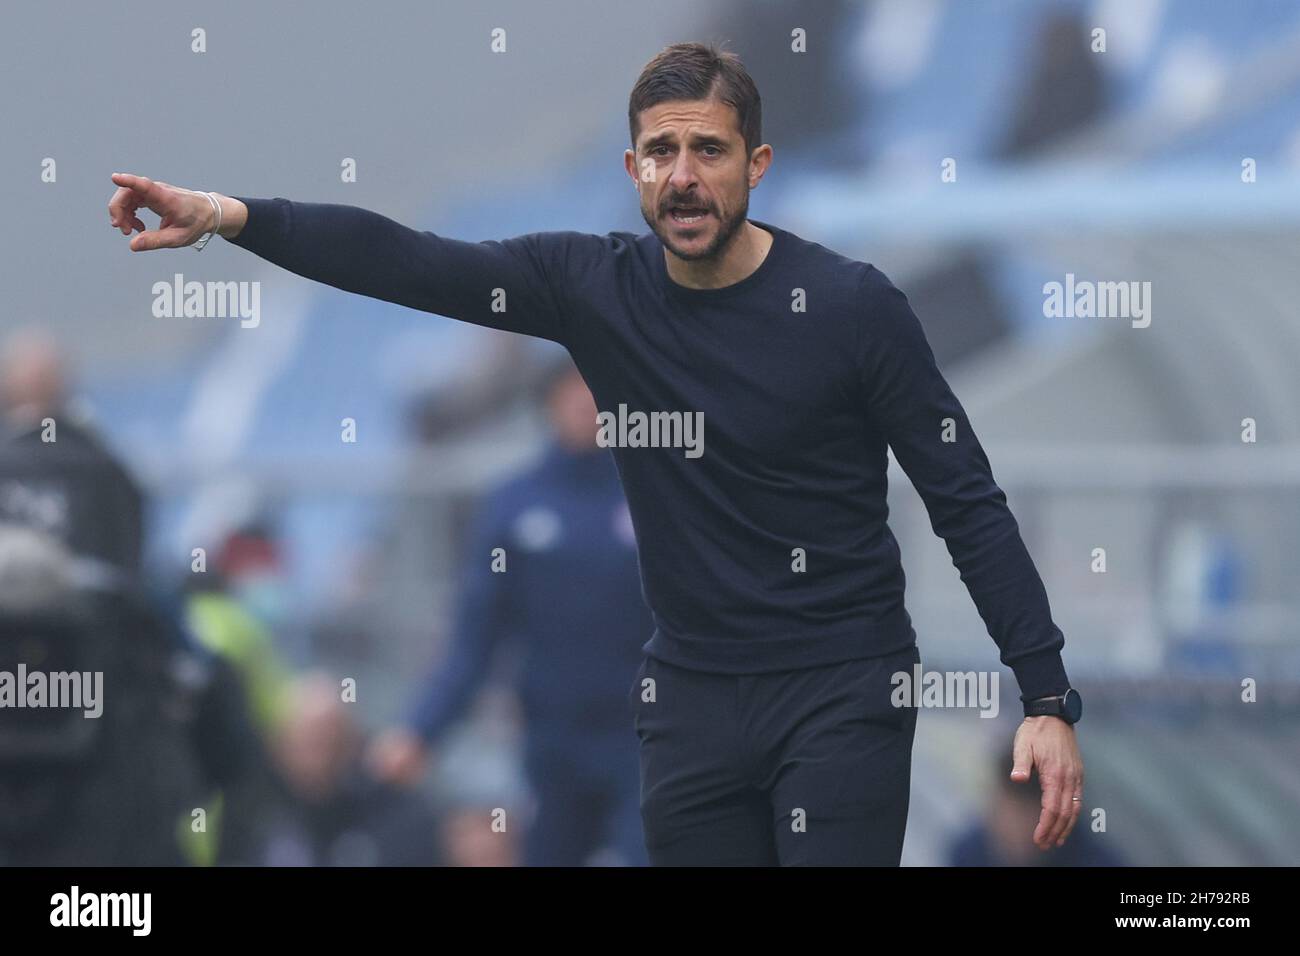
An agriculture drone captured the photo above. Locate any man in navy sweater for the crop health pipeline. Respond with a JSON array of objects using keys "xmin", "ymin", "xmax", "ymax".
[
  {"xmin": 367, "ymin": 357, "xmax": 650, "ymax": 865},
  {"xmin": 107, "ymin": 41, "xmax": 1084, "ymax": 866}
]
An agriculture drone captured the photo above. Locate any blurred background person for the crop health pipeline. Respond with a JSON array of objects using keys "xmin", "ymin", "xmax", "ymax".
[
  {"xmin": 369, "ymin": 354, "xmax": 652, "ymax": 866},
  {"xmin": 182, "ymin": 521, "xmax": 295, "ymax": 740},
  {"xmin": 0, "ymin": 329, "xmax": 269, "ymax": 866},
  {"xmin": 170, "ymin": 519, "xmax": 303, "ymax": 865},
  {"xmin": 257, "ymin": 672, "xmax": 443, "ymax": 866},
  {"xmin": 0, "ymin": 328, "xmax": 144, "ymax": 577}
]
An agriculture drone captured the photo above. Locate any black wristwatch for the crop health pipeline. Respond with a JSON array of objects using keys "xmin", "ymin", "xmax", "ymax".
[{"xmin": 1023, "ymin": 688, "xmax": 1082, "ymax": 724}]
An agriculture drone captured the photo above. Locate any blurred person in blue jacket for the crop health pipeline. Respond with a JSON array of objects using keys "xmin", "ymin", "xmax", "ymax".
[{"xmin": 368, "ymin": 354, "xmax": 652, "ymax": 866}]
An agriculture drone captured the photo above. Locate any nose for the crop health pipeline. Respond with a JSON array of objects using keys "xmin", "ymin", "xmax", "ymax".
[{"xmin": 667, "ymin": 152, "xmax": 699, "ymax": 192}]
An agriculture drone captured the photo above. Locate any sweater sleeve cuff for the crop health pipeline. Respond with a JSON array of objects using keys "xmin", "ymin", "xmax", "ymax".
[
  {"xmin": 226, "ymin": 196, "xmax": 291, "ymax": 250},
  {"xmin": 1011, "ymin": 648, "xmax": 1071, "ymax": 703}
]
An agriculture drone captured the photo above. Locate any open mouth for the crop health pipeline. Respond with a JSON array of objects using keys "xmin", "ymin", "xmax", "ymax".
[{"xmin": 668, "ymin": 205, "xmax": 711, "ymax": 225}]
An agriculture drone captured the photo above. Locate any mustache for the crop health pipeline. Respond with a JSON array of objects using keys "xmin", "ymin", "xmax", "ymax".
[{"xmin": 662, "ymin": 197, "xmax": 712, "ymax": 211}]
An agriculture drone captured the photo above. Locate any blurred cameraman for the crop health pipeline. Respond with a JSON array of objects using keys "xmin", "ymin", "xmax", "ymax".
[
  {"xmin": 0, "ymin": 332, "xmax": 266, "ymax": 865},
  {"xmin": 0, "ymin": 329, "xmax": 143, "ymax": 576},
  {"xmin": 0, "ymin": 525, "xmax": 206, "ymax": 864}
]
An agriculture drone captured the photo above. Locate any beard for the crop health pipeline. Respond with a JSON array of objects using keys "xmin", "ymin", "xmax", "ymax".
[{"xmin": 641, "ymin": 189, "xmax": 750, "ymax": 262}]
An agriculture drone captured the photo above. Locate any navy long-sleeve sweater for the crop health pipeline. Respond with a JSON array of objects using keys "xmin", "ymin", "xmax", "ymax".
[{"xmin": 228, "ymin": 198, "xmax": 1070, "ymax": 701}]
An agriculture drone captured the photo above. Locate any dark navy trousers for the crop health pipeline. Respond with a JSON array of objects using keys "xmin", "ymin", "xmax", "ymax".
[{"xmin": 628, "ymin": 643, "xmax": 920, "ymax": 866}]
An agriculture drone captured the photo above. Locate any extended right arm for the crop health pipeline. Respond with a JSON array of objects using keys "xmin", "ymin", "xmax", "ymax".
[
  {"xmin": 226, "ymin": 197, "xmax": 570, "ymax": 342},
  {"xmin": 108, "ymin": 174, "xmax": 572, "ymax": 343}
]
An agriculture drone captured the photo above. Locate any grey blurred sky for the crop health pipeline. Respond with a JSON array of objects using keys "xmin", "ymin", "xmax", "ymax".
[{"xmin": 1, "ymin": 0, "xmax": 720, "ymax": 374}]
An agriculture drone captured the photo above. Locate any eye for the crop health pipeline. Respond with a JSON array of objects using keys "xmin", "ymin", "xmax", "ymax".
[{"xmin": 702, "ymin": 146, "xmax": 721, "ymax": 157}]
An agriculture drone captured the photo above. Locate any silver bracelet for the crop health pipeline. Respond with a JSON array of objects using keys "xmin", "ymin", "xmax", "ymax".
[{"xmin": 192, "ymin": 191, "xmax": 223, "ymax": 251}]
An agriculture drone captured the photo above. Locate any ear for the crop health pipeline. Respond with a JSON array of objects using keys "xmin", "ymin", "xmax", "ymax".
[{"xmin": 748, "ymin": 144, "xmax": 774, "ymax": 189}]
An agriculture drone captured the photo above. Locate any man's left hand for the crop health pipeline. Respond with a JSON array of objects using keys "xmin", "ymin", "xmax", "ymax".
[{"xmin": 1010, "ymin": 716, "xmax": 1085, "ymax": 850}]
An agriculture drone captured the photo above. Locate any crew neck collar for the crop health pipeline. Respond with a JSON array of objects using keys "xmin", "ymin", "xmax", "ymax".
[{"xmin": 655, "ymin": 219, "xmax": 783, "ymax": 301}]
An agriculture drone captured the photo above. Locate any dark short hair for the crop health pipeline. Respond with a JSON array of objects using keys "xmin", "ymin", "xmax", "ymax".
[{"xmin": 628, "ymin": 42, "xmax": 762, "ymax": 157}]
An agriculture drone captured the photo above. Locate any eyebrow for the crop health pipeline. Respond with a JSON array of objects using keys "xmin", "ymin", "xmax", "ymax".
[{"xmin": 641, "ymin": 131, "xmax": 730, "ymax": 150}]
